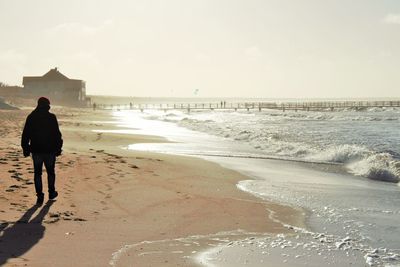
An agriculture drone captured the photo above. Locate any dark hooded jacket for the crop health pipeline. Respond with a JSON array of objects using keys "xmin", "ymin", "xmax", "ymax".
[{"xmin": 21, "ymin": 106, "xmax": 63, "ymax": 154}]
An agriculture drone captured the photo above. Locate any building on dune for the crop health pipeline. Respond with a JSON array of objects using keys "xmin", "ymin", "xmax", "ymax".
[{"xmin": 22, "ymin": 68, "xmax": 90, "ymax": 106}]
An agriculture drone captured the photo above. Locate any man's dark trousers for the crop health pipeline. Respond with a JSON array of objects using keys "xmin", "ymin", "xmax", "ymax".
[{"xmin": 32, "ymin": 153, "xmax": 56, "ymax": 196}]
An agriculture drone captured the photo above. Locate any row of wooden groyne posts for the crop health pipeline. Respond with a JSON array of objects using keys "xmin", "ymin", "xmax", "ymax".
[{"xmin": 93, "ymin": 100, "xmax": 400, "ymax": 112}]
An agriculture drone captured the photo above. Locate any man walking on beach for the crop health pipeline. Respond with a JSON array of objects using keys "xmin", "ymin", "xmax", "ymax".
[{"xmin": 21, "ymin": 97, "xmax": 63, "ymax": 205}]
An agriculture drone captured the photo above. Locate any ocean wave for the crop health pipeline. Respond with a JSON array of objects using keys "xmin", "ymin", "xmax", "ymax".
[
  {"xmin": 149, "ymin": 108, "xmax": 400, "ymax": 123},
  {"xmin": 347, "ymin": 153, "xmax": 400, "ymax": 183},
  {"xmin": 306, "ymin": 144, "xmax": 370, "ymax": 163},
  {"xmin": 140, "ymin": 109, "xmax": 400, "ymax": 183},
  {"xmin": 165, "ymin": 113, "xmax": 179, "ymax": 117},
  {"xmin": 307, "ymin": 145, "xmax": 400, "ymax": 183},
  {"xmin": 179, "ymin": 116, "xmax": 400, "ymax": 182},
  {"xmin": 180, "ymin": 117, "xmax": 216, "ymax": 124}
]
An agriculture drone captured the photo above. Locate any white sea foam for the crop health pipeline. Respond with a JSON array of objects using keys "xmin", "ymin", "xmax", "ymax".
[
  {"xmin": 347, "ymin": 153, "xmax": 400, "ymax": 183},
  {"xmin": 306, "ymin": 144, "xmax": 370, "ymax": 163},
  {"xmin": 307, "ymin": 146, "xmax": 400, "ymax": 182}
]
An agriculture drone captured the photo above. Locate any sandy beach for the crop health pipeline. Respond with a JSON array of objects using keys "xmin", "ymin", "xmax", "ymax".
[
  {"xmin": 0, "ymin": 108, "xmax": 304, "ymax": 267},
  {"xmin": 2, "ymin": 1, "xmax": 400, "ymax": 265}
]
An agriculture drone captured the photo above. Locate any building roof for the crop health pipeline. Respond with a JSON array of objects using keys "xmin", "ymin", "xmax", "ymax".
[
  {"xmin": 42, "ymin": 68, "xmax": 70, "ymax": 80},
  {"xmin": 23, "ymin": 68, "xmax": 81, "ymax": 84}
]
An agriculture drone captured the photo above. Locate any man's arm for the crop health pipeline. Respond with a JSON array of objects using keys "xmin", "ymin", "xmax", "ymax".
[
  {"xmin": 53, "ymin": 114, "xmax": 63, "ymax": 155},
  {"xmin": 21, "ymin": 116, "xmax": 31, "ymax": 157}
]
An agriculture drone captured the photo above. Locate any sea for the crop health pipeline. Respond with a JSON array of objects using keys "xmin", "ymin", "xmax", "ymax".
[{"xmin": 97, "ymin": 97, "xmax": 400, "ymax": 267}]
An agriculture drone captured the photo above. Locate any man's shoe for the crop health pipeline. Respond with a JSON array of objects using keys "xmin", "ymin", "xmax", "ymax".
[
  {"xmin": 49, "ymin": 191, "xmax": 58, "ymax": 200},
  {"xmin": 36, "ymin": 194, "xmax": 44, "ymax": 206}
]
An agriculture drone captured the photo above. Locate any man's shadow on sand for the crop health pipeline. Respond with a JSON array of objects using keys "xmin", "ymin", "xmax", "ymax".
[{"xmin": 0, "ymin": 201, "xmax": 54, "ymax": 265}]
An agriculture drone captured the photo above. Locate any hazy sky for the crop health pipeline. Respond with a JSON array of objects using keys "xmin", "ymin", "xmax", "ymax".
[{"xmin": 1, "ymin": 0, "xmax": 400, "ymax": 98}]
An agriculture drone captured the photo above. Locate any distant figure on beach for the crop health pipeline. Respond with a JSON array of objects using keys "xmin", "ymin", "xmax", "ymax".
[{"xmin": 21, "ymin": 97, "xmax": 63, "ymax": 205}]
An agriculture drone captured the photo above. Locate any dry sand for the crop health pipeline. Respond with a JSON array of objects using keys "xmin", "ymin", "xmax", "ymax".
[{"xmin": 0, "ymin": 108, "xmax": 304, "ymax": 267}]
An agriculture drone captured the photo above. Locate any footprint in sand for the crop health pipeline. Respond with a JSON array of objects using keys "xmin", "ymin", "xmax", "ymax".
[
  {"xmin": 95, "ymin": 133, "xmax": 102, "ymax": 141},
  {"xmin": 44, "ymin": 218, "xmax": 60, "ymax": 224},
  {"xmin": 110, "ymin": 178, "xmax": 120, "ymax": 184}
]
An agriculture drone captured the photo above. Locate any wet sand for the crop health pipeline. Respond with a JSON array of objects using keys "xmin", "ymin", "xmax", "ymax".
[{"xmin": 0, "ymin": 108, "xmax": 304, "ymax": 267}]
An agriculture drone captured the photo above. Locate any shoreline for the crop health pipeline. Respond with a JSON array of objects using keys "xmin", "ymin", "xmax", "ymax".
[
  {"xmin": 0, "ymin": 108, "xmax": 304, "ymax": 267},
  {"xmin": 108, "ymin": 109, "xmax": 400, "ymax": 267}
]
